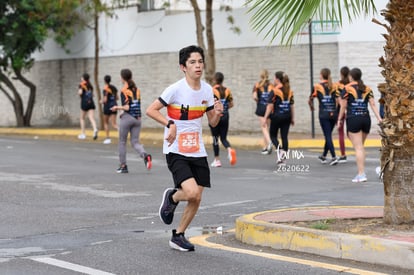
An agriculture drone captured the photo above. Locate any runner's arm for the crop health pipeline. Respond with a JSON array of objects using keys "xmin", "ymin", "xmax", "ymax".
[
  {"xmin": 111, "ymin": 104, "xmax": 129, "ymax": 112},
  {"xmin": 206, "ymin": 99, "xmax": 223, "ymax": 128},
  {"xmin": 369, "ymin": 97, "xmax": 383, "ymax": 123},
  {"xmin": 146, "ymin": 99, "xmax": 169, "ymax": 126},
  {"xmin": 263, "ymin": 103, "xmax": 273, "ymax": 121},
  {"xmin": 337, "ymin": 98, "xmax": 347, "ymax": 124},
  {"xmin": 146, "ymin": 98, "xmax": 176, "ymax": 146}
]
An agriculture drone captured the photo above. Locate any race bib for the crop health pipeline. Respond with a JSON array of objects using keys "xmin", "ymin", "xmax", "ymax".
[{"xmin": 178, "ymin": 132, "xmax": 200, "ymax": 153}]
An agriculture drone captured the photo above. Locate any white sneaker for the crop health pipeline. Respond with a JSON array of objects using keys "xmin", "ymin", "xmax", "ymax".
[
  {"xmin": 260, "ymin": 144, "xmax": 272, "ymax": 155},
  {"xmin": 78, "ymin": 134, "xmax": 86, "ymax": 140},
  {"xmin": 211, "ymin": 159, "xmax": 222, "ymax": 167},
  {"xmin": 103, "ymin": 138, "xmax": 111, "ymax": 144},
  {"xmin": 329, "ymin": 157, "xmax": 339, "ymax": 166},
  {"xmin": 352, "ymin": 173, "xmax": 367, "ymax": 183},
  {"xmin": 376, "ymin": 166, "xmax": 383, "ymax": 180}
]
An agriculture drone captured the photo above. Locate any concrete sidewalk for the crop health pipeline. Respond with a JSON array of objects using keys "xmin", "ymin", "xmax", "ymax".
[
  {"xmin": 236, "ymin": 206, "xmax": 414, "ymax": 270},
  {"xmin": 0, "ymin": 127, "xmax": 382, "ymax": 149}
]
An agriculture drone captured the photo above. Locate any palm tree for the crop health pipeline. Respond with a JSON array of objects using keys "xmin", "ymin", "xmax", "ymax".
[{"xmin": 247, "ymin": 0, "xmax": 414, "ymax": 224}]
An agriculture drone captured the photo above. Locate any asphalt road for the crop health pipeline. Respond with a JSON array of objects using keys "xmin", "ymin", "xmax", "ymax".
[{"xmin": 0, "ymin": 136, "xmax": 406, "ymax": 274}]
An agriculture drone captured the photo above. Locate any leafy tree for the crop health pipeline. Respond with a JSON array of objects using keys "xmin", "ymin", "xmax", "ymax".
[
  {"xmin": 0, "ymin": 0, "xmax": 83, "ymax": 127},
  {"xmin": 247, "ymin": 0, "xmax": 414, "ymax": 224}
]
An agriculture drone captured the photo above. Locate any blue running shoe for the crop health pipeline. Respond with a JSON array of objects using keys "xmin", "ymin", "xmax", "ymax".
[
  {"xmin": 159, "ymin": 188, "xmax": 178, "ymax": 225},
  {"xmin": 169, "ymin": 229, "xmax": 195, "ymax": 252}
]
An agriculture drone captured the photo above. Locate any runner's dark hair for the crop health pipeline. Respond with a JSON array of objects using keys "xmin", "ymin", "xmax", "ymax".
[
  {"xmin": 320, "ymin": 68, "xmax": 332, "ymax": 90},
  {"xmin": 179, "ymin": 45, "xmax": 204, "ymax": 67},
  {"xmin": 275, "ymin": 71, "xmax": 290, "ymax": 100},
  {"xmin": 214, "ymin": 72, "xmax": 226, "ymax": 98},
  {"xmin": 350, "ymin": 68, "xmax": 366, "ymax": 91},
  {"xmin": 82, "ymin": 73, "xmax": 93, "ymax": 91},
  {"xmin": 120, "ymin": 69, "xmax": 136, "ymax": 89},
  {"xmin": 104, "ymin": 75, "xmax": 111, "ymax": 84},
  {"xmin": 339, "ymin": 66, "xmax": 350, "ymax": 85}
]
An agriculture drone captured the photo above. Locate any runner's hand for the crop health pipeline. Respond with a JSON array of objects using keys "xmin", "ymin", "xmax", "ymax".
[
  {"xmin": 214, "ymin": 98, "xmax": 224, "ymax": 115},
  {"xmin": 165, "ymin": 124, "xmax": 176, "ymax": 147}
]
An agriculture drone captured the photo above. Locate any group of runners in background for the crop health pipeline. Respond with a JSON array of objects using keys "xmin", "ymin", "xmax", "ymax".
[
  {"xmin": 76, "ymin": 60, "xmax": 382, "ymax": 183},
  {"xmin": 77, "ymin": 70, "xmax": 152, "ymax": 174},
  {"xmin": 252, "ymin": 66, "xmax": 382, "ymax": 183}
]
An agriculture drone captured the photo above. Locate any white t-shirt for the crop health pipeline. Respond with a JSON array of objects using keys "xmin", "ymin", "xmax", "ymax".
[{"xmin": 159, "ymin": 78, "xmax": 214, "ymax": 157}]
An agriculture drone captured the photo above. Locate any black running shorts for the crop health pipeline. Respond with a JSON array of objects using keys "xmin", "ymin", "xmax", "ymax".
[
  {"xmin": 166, "ymin": 153, "xmax": 211, "ymax": 189},
  {"xmin": 255, "ymin": 104, "xmax": 267, "ymax": 117},
  {"xmin": 81, "ymin": 101, "xmax": 95, "ymax": 111},
  {"xmin": 346, "ymin": 116, "xmax": 371, "ymax": 133},
  {"xmin": 103, "ymin": 108, "xmax": 117, "ymax": 116}
]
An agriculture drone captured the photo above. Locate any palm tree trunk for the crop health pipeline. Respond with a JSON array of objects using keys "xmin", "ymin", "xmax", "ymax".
[{"xmin": 378, "ymin": 0, "xmax": 414, "ymax": 224}]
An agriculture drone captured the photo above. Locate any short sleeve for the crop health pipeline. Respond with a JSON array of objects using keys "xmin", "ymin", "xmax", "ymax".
[
  {"xmin": 267, "ymin": 91, "xmax": 275, "ymax": 104},
  {"xmin": 121, "ymin": 92, "xmax": 128, "ymax": 105},
  {"xmin": 252, "ymin": 83, "xmax": 258, "ymax": 93},
  {"xmin": 159, "ymin": 85, "xmax": 176, "ymax": 106},
  {"xmin": 226, "ymin": 88, "xmax": 233, "ymax": 103},
  {"xmin": 341, "ymin": 88, "xmax": 348, "ymax": 99},
  {"xmin": 366, "ymin": 88, "xmax": 374, "ymax": 99},
  {"xmin": 207, "ymin": 85, "xmax": 215, "ymax": 108},
  {"xmin": 311, "ymin": 84, "xmax": 320, "ymax": 98}
]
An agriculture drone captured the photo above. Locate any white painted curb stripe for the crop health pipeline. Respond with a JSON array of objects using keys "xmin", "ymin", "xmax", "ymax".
[{"xmin": 31, "ymin": 257, "xmax": 115, "ymax": 275}]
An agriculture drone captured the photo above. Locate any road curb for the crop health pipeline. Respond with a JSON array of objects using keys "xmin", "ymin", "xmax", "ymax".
[{"xmin": 235, "ymin": 206, "xmax": 414, "ymax": 270}]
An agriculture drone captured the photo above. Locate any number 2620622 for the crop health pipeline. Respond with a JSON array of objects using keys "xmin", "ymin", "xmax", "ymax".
[{"xmin": 276, "ymin": 164, "xmax": 310, "ymax": 173}]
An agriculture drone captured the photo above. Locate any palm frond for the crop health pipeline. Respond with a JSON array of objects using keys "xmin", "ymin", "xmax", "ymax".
[{"xmin": 246, "ymin": 0, "xmax": 377, "ymax": 45}]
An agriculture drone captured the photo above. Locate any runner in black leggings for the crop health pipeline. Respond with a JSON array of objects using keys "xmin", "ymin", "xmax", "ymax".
[
  {"xmin": 310, "ymin": 68, "xmax": 340, "ymax": 166},
  {"xmin": 209, "ymin": 72, "xmax": 237, "ymax": 167},
  {"xmin": 264, "ymin": 71, "xmax": 295, "ymax": 165}
]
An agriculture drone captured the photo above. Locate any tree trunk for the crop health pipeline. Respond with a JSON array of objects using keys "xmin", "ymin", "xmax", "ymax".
[
  {"xmin": 189, "ymin": 0, "xmax": 206, "ymax": 50},
  {"xmin": 14, "ymin": 68, "xmax": 36, "ymax": 127},
  {"xmin": 190, "ymin": 0, "xmax": 216, "ymax": 85},
  {"xmin": 205, "ymin": 0, "xmax": 215, "ymax": 85},
  {"xmin": 0, "ymin": 70, "xmax": 25, "ymax": 127},
  {"xmin": 94, "ymin": 7, "xmax": 104, "ymax": 130},
  {"xmin": 378, "ymin": 0, "xmax": 414, "ymax": 224}
]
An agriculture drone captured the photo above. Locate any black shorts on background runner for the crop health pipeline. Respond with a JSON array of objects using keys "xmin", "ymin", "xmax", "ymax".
[{"xmin": 346, "ymin": 116, "xmax": 371, "ymax": 133}]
